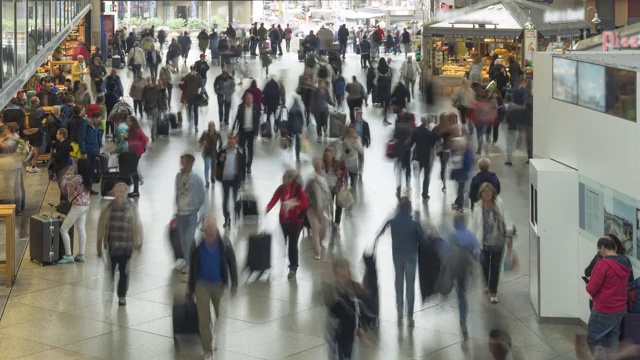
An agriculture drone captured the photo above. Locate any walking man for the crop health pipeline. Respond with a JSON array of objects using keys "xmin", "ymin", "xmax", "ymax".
[
  {"xmin": 232, "ymin": 92, "xmax": 260, "ymax": 174},
  {"xmin": 213, "ymin": 69, "xmax": 235, "ymax": 128},
  {"xmin": 216, "ymin": 136, "xmax": 246, "ymax": 228}
]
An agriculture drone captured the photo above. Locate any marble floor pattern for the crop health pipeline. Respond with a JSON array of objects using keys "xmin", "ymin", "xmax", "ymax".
[{"xmin": 0, "ymin": 46, "xmax": 588, "ymax": 359}]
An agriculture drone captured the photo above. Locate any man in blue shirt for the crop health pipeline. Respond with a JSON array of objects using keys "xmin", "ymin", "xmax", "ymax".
[
  {"xmin": 452, "ymin": 213, "xmax": 481, "ymax": 340},
  {"xmin": 77, "ymin": 112, "xmax": 102, "ymax": 194},
  {"xmin": 188, "ymin": 215, "xmax": 238, "ymax": 359},
  {"xmin": 376, "ymin": 197, "xmax": 426, "ymax": 327}
]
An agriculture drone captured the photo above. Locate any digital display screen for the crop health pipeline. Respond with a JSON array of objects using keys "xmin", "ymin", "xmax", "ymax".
[{"xmin": 552, "ymin": 57, "xmax": 578, "ymax": 104}]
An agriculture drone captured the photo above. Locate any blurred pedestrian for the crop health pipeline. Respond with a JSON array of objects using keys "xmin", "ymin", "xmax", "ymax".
[{"xmin": 58, "ymin": 159, "xmax": 92, "ymax": 264}]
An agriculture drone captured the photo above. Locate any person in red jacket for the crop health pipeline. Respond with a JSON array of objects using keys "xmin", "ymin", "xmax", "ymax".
[
  {"xmin": 586, "ymin": 235, "xmax": 632, "ymax": 360},
  {"xmin": 266, "ymin": 169, "xmax": 310, "ymax": 279}
]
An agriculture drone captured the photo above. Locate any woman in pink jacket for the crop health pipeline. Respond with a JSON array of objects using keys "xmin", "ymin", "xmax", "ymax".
[{"xmin": 126, "ymin": 116, "xmax": 149, "ymax": 197}]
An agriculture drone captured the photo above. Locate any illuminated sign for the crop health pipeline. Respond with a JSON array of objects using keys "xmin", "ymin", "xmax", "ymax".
[
  {"xmin": 602, "ymin": 31, "xmax": 640, "ymax": 51},
  {"xmin": 543, "ymin": 8, "xmax": 584, "ymax": 23}
]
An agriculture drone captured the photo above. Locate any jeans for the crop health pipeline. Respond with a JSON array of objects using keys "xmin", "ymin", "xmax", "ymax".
[
  {"xmin": 146, "ymin": 108, "xmax": 159, "ymax": 139},
  {"xmin": 418, "ymin": 161, "xmax": 432, "ymax": 197},
  {"xmin": 238, "ymin": 130, "xmax": 255, "ymax": 168},
  {"xmin": 481, "ymin": 249, "xmax": 503, "ymax": 294},
  {"xmin": 60, "ymin": 204, "xmax": 89, "ymax": 256},
  {"xmin": 587, "ymin": 309, "xmax": 625, "ymax": 360},
  {"xmin": 506, "ymin": 129, "xmax": 518, "ymax": 162},
  {"xmin": 456, "ymin": 275, "xmax": 468, "ymax": 330},
  {"xmin": 202, "ymin": 156, "xmax": 216, "ymax": 184},
  {"xmin": 339, "ymin": 41, "xmax": 347, "ymax": 57},
  {"xmin": 166, "ymin": 84, "xmax": 173, "ymax": 106},
  {"xmin": 331, "ymin": 340, "xmax": 354, "ymax": 360},
  {"xmin": 195, "ymin": 282, "xmax": 224, "ymax": 353},
  {"xmin": 133, "ymin": 100, "xmax": 143, "ymax": 117},
  {"xmin": 106, "ymin": 120, "xmax": 114, "ymax": 137},
  {"xmin": 281, "ymin": 222, "xmax": 302, "ymax": 270},
  {"xmin": 221, "ymin": 180, "xmax": 240, "ymax": 221},
  {"xmin": 403, "ymin": 43, "xmax": 410, "ymax": 57},
  {"xmin": 176, "ymin": 212, "xmax": 198, "ymax": 267},
  {"xmin": 149, "ymin": 65, "xmax": 158, "ymax": 81},
  {"xmin": 361, "ymin": 53, "xmax": 372, "ymax": 68},
  {"xmin": 393, "ymin": 254, "xmax": 417, "ymax": 319},
  {"xmin": 475, "ymin": 123, "xmax": 487, "ymax": 153},
  {"xmin": 291, "ymin": 133, "xmax": 301, "ymax": 160},
  {"xmin": 455, "ymin": 180, "xmax": 466, "ymax": 208},
  {"xmin": 314, "ymin": 110, "xmax": 328, "ymax": 137},
  {"xmin": 131, "ymin": 64, "xmax": 142, "ymax": 77},
  {"xmin": 404, "ymin": 79, "xmax": 416, "ymax": 100},
  {"xmin": 187, "ymin": 101, "xmax": 200, "ymax": 129},
  {"xmin": 346, "ymin": 98, "xmax": 363, "ymax": 122},
  {"xmin": 110, "ymin": 255, "xmax": 131, "ymax": 297},
  {"xmin": 217, "ymin": 95, "xmax": 231, "ymax": 126},
  {"xmin": 395, "ymin": 159, "xmax": 410, "ymax": 190}
]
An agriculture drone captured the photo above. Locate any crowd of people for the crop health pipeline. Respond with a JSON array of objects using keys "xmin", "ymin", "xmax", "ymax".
[{"xmin": 2, "ymin": 20, "xmax": 638, "ymax": 360}]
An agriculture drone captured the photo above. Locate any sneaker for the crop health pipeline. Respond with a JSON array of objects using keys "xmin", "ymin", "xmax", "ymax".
[
  {"xmin": 247, "ymin": 168, "xmax": 252, "ymax": 174},
  {"xmin": 408, "ymin": 319, "xmax": 415, "ymax": 328},
  {"xmin": 442, "ymin": 186, "xmax": 447, "ymax": 193},
  {"xmin": 287, "ymin": 270, "xmax": 297, "ymax": 279},
  {"xmin": 383, "ymin": 120, "xmax": 392, "ymax": 126},
  {"xmin": 422, "ymin": 194, "xmax": 430, "ymax": 200},
  {"xmin": 223, "ymin": 219, "xmax": 230, "ymax": 228},
  {"xmin": 74, "ymin": 255, "xmax": 85, "ymax": 263},
  {"xmin": 490, "ymin": 296, "xmax": 499, "ymax": 304},
  {"xmin": 31, "ymin": 166, "xmax": 41, "ymax": 173},
  {"xmin": 504, "ymin": 161, "xmax": 513, "ymax": 166},
  {"xmin": 334, "ymin": 223, "xmax": 341, "ymax": 231},
  {"xmin": 204, "ymin": 352, "xmax": 213, "ymax": 360},
  {"xmin": 314, "ymin": 252, "xmax": 321, "ymax": 260},
  {"xmin": 195, "ymin": 127, "xmax": 199, "ymax": 133},
  {"xmin": 128, "ymin": 192, "xmax": 140, "ymax": 198},
  {"xmin": 57, "ymin": 255, "xmax": 75, "ymax": 264},
  {"xmin": 118, "ymin": 297, "xmax": 127, "ymax": 306},
  {"xmin": 461, "ymin": 324, "xmax": 469, "ymax": 340}
]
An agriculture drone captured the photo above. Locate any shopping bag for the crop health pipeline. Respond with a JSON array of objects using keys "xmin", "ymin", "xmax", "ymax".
[{"xmin": 503, "ymin": 248, "xmax": 519, "ymax": 272}]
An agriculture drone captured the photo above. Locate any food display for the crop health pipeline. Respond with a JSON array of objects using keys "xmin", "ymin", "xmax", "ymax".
[
  {"xmin": 442, "ymin": 64, "xmax": 469, "ymax": 77},
  {"xmin": 493, "ymin": 48, "xmax": 510, "ymax": 56}
]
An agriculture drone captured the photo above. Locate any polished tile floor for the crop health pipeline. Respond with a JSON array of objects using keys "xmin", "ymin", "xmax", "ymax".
[{"xmin": 0, "ymin": 48, "xmax": 587, "ymax": 359}]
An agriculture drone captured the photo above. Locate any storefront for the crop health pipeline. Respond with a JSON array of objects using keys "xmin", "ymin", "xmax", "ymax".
[
  {"xmin": 421, "ymin": 0, "xmax": 586, "ymax": 93},
  {"xmin": 0, "ymin": 0, "xmax": 91, "ymax": 107}
]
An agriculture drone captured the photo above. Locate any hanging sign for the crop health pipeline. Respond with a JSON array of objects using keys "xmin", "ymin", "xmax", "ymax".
[
  {"xmin": 524, "ymin": 29, "xmax": 537, "ymax": 66},
  {"xmin": 602, "ymin": 31, "xmax": 640, "ymax": 51}
]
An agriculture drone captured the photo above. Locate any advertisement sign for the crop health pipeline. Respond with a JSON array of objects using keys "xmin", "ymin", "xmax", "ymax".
[
  {"xmin": 579, "ymin": 176, "xmax": 640, "ymax": 267},
  {"xmin": 602, "ymin": 31, "xmax": 640, "ymax": 51},
  {"xmin": 524, "ymin": 29, "xmax": 537, "ymax": 67}
]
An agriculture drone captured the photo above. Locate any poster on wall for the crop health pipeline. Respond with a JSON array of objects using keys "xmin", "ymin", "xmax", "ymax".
[
  {"xmin": 523, "ymin": 29, "xmax": 537, "ymax": 67},
  {"xmin": 578, "ymin": 62, "xmax": 606, "ymax": 112},
  {"xmin": 579, "ymin": 175, "xmax": 640, "ymax": 268},
  {"xmin": 552, "ymin": 58, "xmax": 578, "ymax": 104}
]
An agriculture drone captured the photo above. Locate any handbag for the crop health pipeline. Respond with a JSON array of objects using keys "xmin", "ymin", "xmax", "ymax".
[
  {"xmin": 55, "ymin": 192, "xmax": 82, "ymax": 215},
  {"xmin": 70, "ymin": 142, "xmax": 82, "ymax": 158},
  {"xmin": 336, "ymin": 187, "xmax": 354, "ymax": 208}
]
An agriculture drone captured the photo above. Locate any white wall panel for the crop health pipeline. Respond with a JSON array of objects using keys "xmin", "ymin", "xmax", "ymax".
[{"xmin": 533, "ymin": 53, "xmax": 552, "ymax": 160}]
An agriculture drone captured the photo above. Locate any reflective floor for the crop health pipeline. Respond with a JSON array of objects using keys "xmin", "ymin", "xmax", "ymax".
[{"xmin": 0, "ymin": 48, "xmax": 586, "ymax": 359}]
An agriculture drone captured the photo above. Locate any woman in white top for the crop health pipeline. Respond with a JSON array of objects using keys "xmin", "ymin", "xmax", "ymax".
[
  {"xmin": 305, "ymin": 158, "xmax": 333, "ymax": 259},
  {"xmin": 470, "ymin": 182, "xmax": 508, "ymax": 304}
]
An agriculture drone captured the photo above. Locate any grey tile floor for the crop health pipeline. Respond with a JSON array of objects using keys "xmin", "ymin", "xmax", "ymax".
[{"xmin": 0, "ymin": 48, "xmax": 587, "ymax": 359}]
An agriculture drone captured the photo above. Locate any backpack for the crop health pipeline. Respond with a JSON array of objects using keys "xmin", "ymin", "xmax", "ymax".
[
  {"xmin": 305, "ymin": 54, "xmax": 317, "ymax": 69},
  {"xmin": 629, "ymin": 277, "xmax": 640, "ymax": 313},
  {"xmin": 60, "ymin": 104, "xmax": 72, "ymax": 127},
  {"xmin": 159, "ymin": 66, "xmax": 172, "ymax": 84},
  {"xmin": 372, "ymin": 31, "xmax": 381, "ymax": 43},
  {"xmin": 318, "ymin": 65, "xmax": 329, "ymax": 80},
  {"xmin": 470, "ymin": 100, "xmax": 497, "ymax": 125}
]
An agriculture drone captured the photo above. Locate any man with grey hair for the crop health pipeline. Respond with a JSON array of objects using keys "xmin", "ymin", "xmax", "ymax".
[{"xmin": 187, "ymin": 214, "xmax": 238, "ymax": 360}]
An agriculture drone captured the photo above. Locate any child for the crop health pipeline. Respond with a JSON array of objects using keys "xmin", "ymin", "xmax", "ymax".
[{"xmin": 324, "ymin": 258, "xmax": 375, "ymax": 360}]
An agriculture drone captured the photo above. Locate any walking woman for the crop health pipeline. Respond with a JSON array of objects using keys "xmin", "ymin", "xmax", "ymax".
[
  {"xmin": 470, "ymin": 182, "xmax": 508, "ymax": 304},
  {"xmin": 126, "ymin": 116, "xmax": 149, "ymax": 198},
  {"xmin": 129, "ymin": 72, "xmax": 146, "ymax": 119},
  {"xmin": 199, "ymin": 121, "xmax": 222, "ymax": 189},
  {"xmin": 323, "ymin": 146, "xmax": 347, "ymax": 231},
  {"xmin": 305, "ymin": 158, "xmax": 333, "ymax": 260},
  {"xmin": 376, "ymin": 58, "xmax": 392, "ymax": 125},
  {"xmin": 58, "ymin": 159, "xmax": 92, "ymax": 264},
  {"xmin": 265, "ymin": 169, "xmax": 310, "ymax": 279}
]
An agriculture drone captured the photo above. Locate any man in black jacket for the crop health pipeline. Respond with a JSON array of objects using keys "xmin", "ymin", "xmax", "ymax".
[
  {"xmin": 262, "ymin": 78, "xmax": 280, "ymax": 127},
  {"xmin": 232, "ymin": 92, "xmax": 260, "ymax": 174},
  {"xmin": 215, "ymin": 136, "xmax": 246, "ymax": 228},
  {"xmin": 411, "ymin": 116, "xmax": 440, "ymax": 200},
  {"xmin": 504, "ymin": 98, "xmax": 527, "ymax": 166},
  {"xmin": 338, "ymin": 24, "xmax": 349, "ymax": 59},
  {"xmin": 213, "ymin": 69, "xmax": 235, "ymax": 127},
  {"xmin": 145, "ymin": 44, "xmax": 162, "ymax": 82},
  {"xmin": 187, "ymin": 214, "xmax": 238, "ymax": 359}
]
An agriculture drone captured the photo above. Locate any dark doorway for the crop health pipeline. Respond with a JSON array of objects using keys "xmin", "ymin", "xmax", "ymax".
[{"xmin": 176, "ymin": 6, "xmax": 187, "ymax": 20}]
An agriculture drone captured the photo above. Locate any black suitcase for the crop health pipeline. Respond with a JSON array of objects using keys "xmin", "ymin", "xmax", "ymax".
[
  {"xmin": 112, "ymin": 56, "xmax": 122, "ymax": 69},
  {"xmin": 157, "ymin": 113, "xmax": 170, "ymax": 136},
  {"xmin": 247, "ymin": 233, "xmax": 271, "ymax": 273},
  {"xmin": 168, "ymin": 217, "xmax": 183, "ymax": 259},
  {"xmin": 260, "ymin": 122, "xmax": 272, "ymax": 139},
  {"xmin": 101, "ymin": 172, "xmax": 132, "ymax": 196},
  {"xmin": 30, "ymin": 215, "xmax": 61, "ymax": 265},
  {"xmin": 167, "ymin": 112, "xmax": 178, "ymax": 129},
  {"xmin": 234, "ymin": 199, "xmax": 258, "ymax": 220},
  {"xmin": 92, "ymin": 154, "xmax": 109, "ymax": 183},
  {"xmin": 172, "ymin": 302, "xmax": 199, "ymax": 349}
]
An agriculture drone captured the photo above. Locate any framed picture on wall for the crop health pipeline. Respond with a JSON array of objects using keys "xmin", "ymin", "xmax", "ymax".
[
  {"xmin": 605, "ymin": 67, "xmax": 637, "ymax": 122},
  {"xmin": 552, "ymin": 57, "xmax": 578, "ymax": 104},
  {"xmin": 578, "ymin": 62, "xmax": 606, "ymax": 112}
]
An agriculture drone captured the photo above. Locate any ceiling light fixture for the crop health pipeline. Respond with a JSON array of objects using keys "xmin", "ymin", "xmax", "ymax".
[{"xmin": 587, "ymin": 7, "xmax": 601, "ymax": 24}]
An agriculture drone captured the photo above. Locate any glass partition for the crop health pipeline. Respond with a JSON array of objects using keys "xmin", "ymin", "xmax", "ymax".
[
  {"xmin": 16, "ymin": 0, "xmax": 27, "ymax": 70},
  {"xmin": 2, "ymin": 0, "xmax": 16, "ymax": 85}
]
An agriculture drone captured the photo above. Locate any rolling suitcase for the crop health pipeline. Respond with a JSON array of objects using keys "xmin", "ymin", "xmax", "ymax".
[
  {"xmin": 329, "ymin": 112, "xmax": 347, "ymax": 138},
  {"xmin": 234, "ymin": 198, "xmax": 258, "ymax": 221},
  {"xmin": 157, "ymin": 113, "xmax": 170, "ymax": 136},
  {"xmin": 29, "ymin": 215, "xmax": 61, "ymax": 265},
  {"xmin": 167, "ymin": 112, "xmax": 178, "ymax": 129},
  {"xmin": 168, "ymin": 217, "xmax": 183, "ymax": 259},
  {"xmin": 112, "ymin": 55, "xmax": 122, "ymax": 69},
  {"xmin": 92, "ymin": 153, "xmax": 109, "ymax": 183},
  {"xmin": 172, "ymin": 302, "xmax": 199, "ymax": 349},
  {"xmin": 298, "ymin": 49, "xmax": 305, "ymax": 62},
  {"xmin": 247, "ymin": 233, "xmax": 271, "ymax": 275},
  {"xmin": 622, "ymin": 313, "xmax": 640, "ymax": 344},
  {"xmin": 260, "ymin": 122, "xmax": 272, "ymax": 139}
]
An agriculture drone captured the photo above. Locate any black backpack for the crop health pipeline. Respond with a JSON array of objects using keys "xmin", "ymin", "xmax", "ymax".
[
  {"xmin": 372, "ymin": 31, "xmax": 381, "ymax": 43},
  {"xmin": 318, "ymin": 65, "xmax": 329, "ymax": 79}
]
